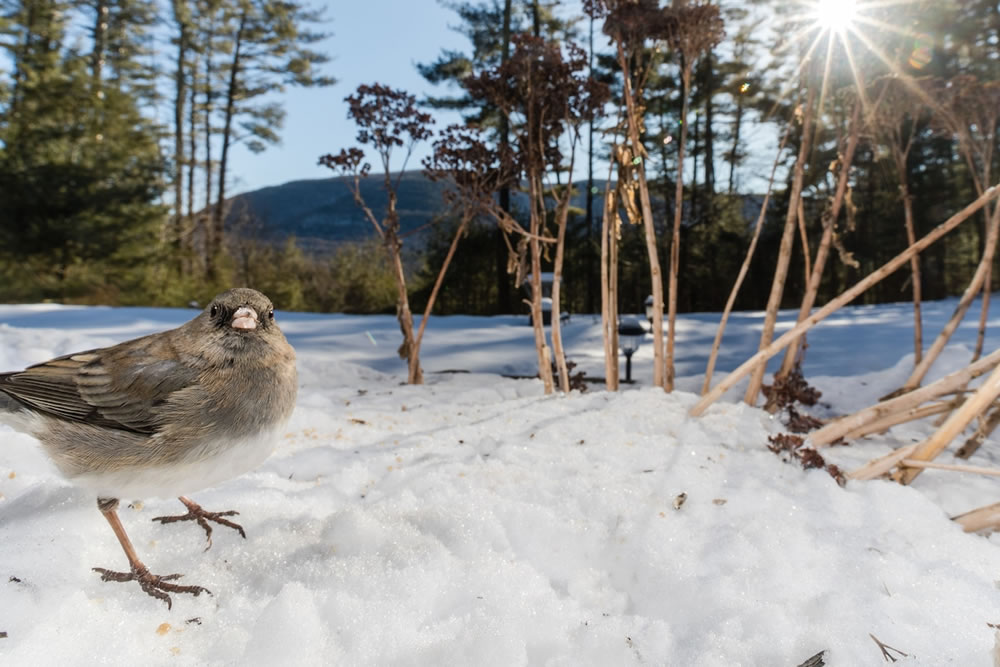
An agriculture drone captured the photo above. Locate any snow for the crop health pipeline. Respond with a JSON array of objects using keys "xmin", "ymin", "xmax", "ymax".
[{"xmin": 1, "ymin": 297, "xmax": 999, "ymax": 665}]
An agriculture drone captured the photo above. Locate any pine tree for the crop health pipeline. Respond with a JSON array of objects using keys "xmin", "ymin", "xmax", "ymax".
[{"xmin": 0, "ymin": 0, "xmax": 167, "ymax": 301}]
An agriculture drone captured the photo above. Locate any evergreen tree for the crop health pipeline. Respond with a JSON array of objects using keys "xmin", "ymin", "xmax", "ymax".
[{"xmin": 0, "ymin": 0, "xmax": 167, "ymax": 302}]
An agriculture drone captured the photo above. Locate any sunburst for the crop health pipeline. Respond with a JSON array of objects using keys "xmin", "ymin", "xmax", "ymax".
[{"xmin": 765, "ymin": 0, "xmax": 942, "ymax": 130}]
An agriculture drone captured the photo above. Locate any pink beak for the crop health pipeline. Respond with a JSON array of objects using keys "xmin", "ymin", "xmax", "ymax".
[{"xmin": 231, "ymin": 306, "xmax": 258, "ymax": 330}]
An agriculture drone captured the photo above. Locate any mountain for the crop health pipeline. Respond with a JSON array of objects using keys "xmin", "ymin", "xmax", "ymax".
[
  {"xmin": 224, "ymin": 171, "xmax": 451, "ymax": 251},
  {"xmin": 224, "ymin": 171, "xmax": 769, "ymax": 252}
]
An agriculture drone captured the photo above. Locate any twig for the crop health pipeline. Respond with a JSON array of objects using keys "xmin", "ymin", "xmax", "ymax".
[
  {"xmin": 849, "ymin": 443, "xmax": 919, "ymax": 481},
  {"xmin": 900, "ymin": 458, "xmax": 1000, "ymax": 477},
  {"xmin": 869, "ymin": 633, "xmax": 908, "ymax": 662},
  {"xmin": 841, "ymin": 401, "xmax": 956, "ymax": 442}
]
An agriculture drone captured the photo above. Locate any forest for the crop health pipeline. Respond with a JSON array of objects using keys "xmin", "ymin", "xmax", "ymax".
[{"xmin": 0, "ymin": 0, "xmax": 998, "ymax": 330}]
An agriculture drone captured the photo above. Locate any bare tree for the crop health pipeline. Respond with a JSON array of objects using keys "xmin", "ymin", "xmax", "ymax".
[{"xmin": 319, "ymin": 84, "xmax": 434, "ymax": 385}]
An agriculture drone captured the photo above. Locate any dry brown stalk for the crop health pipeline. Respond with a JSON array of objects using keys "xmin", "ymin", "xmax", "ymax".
[
  {"xmin": 867, "ymin": 76, "xmax": 925, "ymax": 366},
  {"xmin": 955, "ymin": 404, "xmax": 1000, "ymax": 459},
  {"xmin": 936, "ymin": 77, "xmax": 1000, "ymax": 363},
  {"xmin": 689, "ymin": 183, "xmax": 1000, "ymax": 418},
  {"xmin": 613, "ymin": 37, "xmax": 665, "ymax": 389},
  {"xmin": 894, "ymin": 360, "xmax": 1000, "ymax": 485},
  {"xmin": 527, "ymin": 173, "xmax": 555, "ymax": 395},
  {"xmin": 549, "ymin": 149, "xmax": 580, "ymax": 393},
  {"xmin": 702, "ymin": 127, "xmax": 791, "ymax": 395},
  {"xmin": 811, "ymin": 347, "xmax": 1000, "ymax": 447},
  {"xmin": 952, "ymin": 501, "xmax": 1000, "ymax": 533},
  {"xmin": 745, "ymin": 84, "xmax": 818, "ymax": 406},
  {"xmin": 849, "ymin": 443, "xmax": 919, "ymax": 481},
  {"xmin": 413, "ymin": 212, "xmax": 472, "ymax": 365},
  {"xmin": 662, "ymin": 3, "xmax": 724, "ymax": 393},
  {"xmin": 796, "ymin": 197, "xmax": 811, "ymax": 288},
  {"xmin": 900, "ymin": 459, "xmax": 1000, "ymax": 477},
  {"xmin": 778, "ymin": 99, "xmax": 863, "ymax": 380},
  {"xmin": 893, "ymin": 199, "xmax": 1000, "ymax": 396},
  {"xmin": 840, "ymin": 401, "xmax": 956, "ymax": 442},
  {"xmin": 600, "ymin": 168, "xmax": 620, "ymax": 391}
]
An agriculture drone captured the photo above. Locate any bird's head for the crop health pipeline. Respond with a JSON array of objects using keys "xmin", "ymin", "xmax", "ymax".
[{"xmin": 198, "ymin": 288, "xmax": 288, "ymax": 353}]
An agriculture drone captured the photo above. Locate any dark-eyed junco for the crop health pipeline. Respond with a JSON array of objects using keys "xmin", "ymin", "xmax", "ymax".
[{"xmin": 0, "ymin": 288, "xmax": 297, "ymax": 607}]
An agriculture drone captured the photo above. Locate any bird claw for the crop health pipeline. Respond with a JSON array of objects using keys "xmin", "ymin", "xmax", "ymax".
[
  {"xmin": 93, "ymin": 565, "xmax": 211, "ymax": 609},
  {"xmin": 153, "ymin": 503, "xmax": 246, "ymax": 550}
]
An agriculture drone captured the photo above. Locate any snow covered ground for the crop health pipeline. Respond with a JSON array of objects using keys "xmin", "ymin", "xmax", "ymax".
[{"xmin": 0, "ymin": 297, "xmax": 998, "ymax": 665}]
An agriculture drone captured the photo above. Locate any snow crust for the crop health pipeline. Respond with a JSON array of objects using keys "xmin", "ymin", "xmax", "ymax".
[{"xmin": 1, "ymin": 297, "xmax": 998, "ymax": 665}]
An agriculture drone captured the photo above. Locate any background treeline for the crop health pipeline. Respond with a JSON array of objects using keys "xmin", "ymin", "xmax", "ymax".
[{"xmin": 0, "ymin": 0, "xmax": 997, "ymax": 316}]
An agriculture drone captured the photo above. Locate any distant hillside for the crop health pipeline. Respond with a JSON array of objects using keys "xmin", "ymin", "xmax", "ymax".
[
  {"xmin": 224, "ymin": 171, "xmax": 451, "ymax": 251},
  {"xmin": 224, "ymin": 171, "xmax": 768, "ymax": 251}
]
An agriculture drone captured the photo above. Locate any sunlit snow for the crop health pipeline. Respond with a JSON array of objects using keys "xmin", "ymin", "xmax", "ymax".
[{"xmin": 1, "ymin": 297, "xmax": 998, "ymax": 665}]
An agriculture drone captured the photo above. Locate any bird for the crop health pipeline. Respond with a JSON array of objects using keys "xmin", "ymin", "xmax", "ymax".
[{"xmin": 0, "ymin": 287, "xmax": 297, "ymax": 608}]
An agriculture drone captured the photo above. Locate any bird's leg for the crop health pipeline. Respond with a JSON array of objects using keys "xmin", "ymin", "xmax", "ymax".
[
  {"xmin": 152, "ymin": 495, "xmax": 246, "ymax": 550},
  {"xmin": 92, "ymin": 497, "xmax": 210, "ymax": 609}
]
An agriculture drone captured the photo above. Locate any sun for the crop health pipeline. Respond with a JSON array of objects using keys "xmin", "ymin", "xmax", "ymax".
[{"xmin": 813, "ymin": 0, "xmax": 858, "ymax": 34}]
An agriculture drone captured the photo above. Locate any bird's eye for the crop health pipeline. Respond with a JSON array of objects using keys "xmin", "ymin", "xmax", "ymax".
[
  {"xmin": 268, "ymin": 309, "xmax": 275, "ymax": 320},
  {"xmin": 210, "ymin": 305, "xmax": 219, "ymax": 318}
]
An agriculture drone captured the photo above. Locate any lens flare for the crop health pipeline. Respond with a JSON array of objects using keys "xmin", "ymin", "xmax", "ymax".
[
  {"xmin": 909, "ymin": 33, "xmax": 933, "ymax": 69},
  {"xmin": 813, "ymin": 0, "xmax": 857, "ymax": 34}
]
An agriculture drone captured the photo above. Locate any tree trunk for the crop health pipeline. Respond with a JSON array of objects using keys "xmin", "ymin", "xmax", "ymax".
[
  {"xmin": 702, "ymin": 53, "xmax": 715, "ymax": 197},
  {"xmin": 585, "ymin": 13, "xmax": 596, "ymax": 315},
  {"xmin": 496, "ymin": 0, "xmax": 512, "ymax": 314},
  {"xmin": 744, "ymin": 83, "xmax": 817, "ymax": 406},
  {"xmin": 211, "ymin": 9, "xmax": 248, "ymax": 279},
  {"xmin": 91, "ymin": 0, "xmax": 107, "ymax": 81},
  {"xmin": 171, "ymin": 1, "xmax": 188, "ymax": 251},
  {"xmin": 202, "ymin": 29, "xmax": 214, "ymax": 274},
  {"xmin": 186, "ymin": 79, "xmax": 197, "ymax": 248}
]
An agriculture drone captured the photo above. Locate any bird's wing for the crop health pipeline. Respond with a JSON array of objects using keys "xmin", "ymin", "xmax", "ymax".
[{"xmin": 0, "ymin": 335, "xmax": 200, "ymax": 435}]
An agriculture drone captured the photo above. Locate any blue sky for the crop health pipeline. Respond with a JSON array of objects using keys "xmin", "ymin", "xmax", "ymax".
[
  {"xmin": 222, "ymin": 0, "xmax": 781, "ymax": 197},
  {"xmin": 226, "ymin": 1, "xmax": 470, "ymax": 196}
]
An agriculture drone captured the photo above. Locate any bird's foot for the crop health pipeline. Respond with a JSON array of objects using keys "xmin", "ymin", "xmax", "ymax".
[
  {"xmin": 153, "ymin": 498, "xmax": 246, "ymax": 550},
  {"xmin": 93, "ymin": 564, "xmax": 210, "ymax": 609}
]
